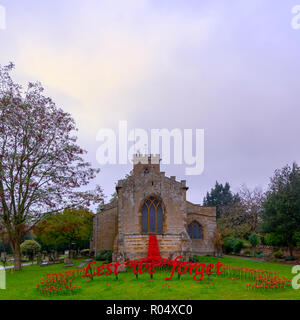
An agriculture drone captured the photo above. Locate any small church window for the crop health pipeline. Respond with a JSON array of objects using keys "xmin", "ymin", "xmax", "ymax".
[
  {"xmin": 188, "ymin": 221, "xmax": 203, "ymax": 239},
  {"xmin": 141, "ymin": 196, "xmax": 163, "ymax": 233}
]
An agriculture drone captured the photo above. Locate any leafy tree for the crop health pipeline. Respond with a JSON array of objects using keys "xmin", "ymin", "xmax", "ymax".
[
  {"xmin": 0, "ymin": 64, "xmax": 103, "ymax": 270},
  {"xmin": 34, "ymin": 208, "xmax": 93, "ymax": 250},
  {"xmin": 20, "ymin": 240, "xmax": 41, "ymax": 260},
  {"xmin": 261, "ymin": 163, "xmax": 300, "ymax": 257},
  {"xmin": 203, "ymin": 181, "xmax": 239, "ymax": 218}
]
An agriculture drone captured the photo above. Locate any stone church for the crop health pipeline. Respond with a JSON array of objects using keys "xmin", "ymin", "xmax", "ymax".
[{"xmin": 91, "ymin": 154, "xmax": 217, "ymax": 261}]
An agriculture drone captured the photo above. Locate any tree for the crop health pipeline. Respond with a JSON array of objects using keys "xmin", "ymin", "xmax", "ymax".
[
  {"xmin": 261, "ymin": 163, "xmax": 300, "ymax": 257},
  {"xmin": 216, "ymin": 185, "xmax": 264, "ymax": 239},
  {"xmin": 34, "ymin": 208, "xmax": 93, "ymax": 250},
  {"xmin": 239, "ymin": 185, "xmax": 264, "ymax": 233},
  {"xmin": 217, "ymin": 201, "xmax": 251, "ymax": 239},
  {"xmin": 203, "ymin": 181, "xmax": 239, "ymax": 218},
  {"xmin": 213, "ymin": 230, "xmax": 223, "ymax": 257},
  {"xmin": 0, "ymin": 64, "xmax": 103, "ymax": 270},
  {"xmin": 20, "ymin": 239, "xmax": 41, "ymax": 261}
]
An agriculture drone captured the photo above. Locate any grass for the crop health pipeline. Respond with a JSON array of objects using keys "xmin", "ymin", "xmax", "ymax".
[{"xmin": 0, "ymin": 256, "xmax": 299, "ymax": 300}]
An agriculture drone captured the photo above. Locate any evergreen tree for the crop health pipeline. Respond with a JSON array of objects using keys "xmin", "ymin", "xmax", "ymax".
[
  {"xmin": 203, "ymin": 181, "xmax": 239, "ymax": 218},
  {"xmin": 261, "ymin": 163, "xmax": 300, "ymax": 257}
]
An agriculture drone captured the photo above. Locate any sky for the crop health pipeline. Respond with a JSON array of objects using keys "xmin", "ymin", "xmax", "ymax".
[{"xmin": 0, "ymin": 0, "xmax": 299, "ymax": 205}]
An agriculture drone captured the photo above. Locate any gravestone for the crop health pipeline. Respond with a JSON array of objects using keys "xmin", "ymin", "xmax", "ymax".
[
  {"xmin": 40, "ymin": 261, "xmax": 54, "ymax": 267},
  {"xmin": 64, "ymin": 256, "xmax": 73, "ymax": 265},
  {"xmin": 49, "ymin": 252, "xmax": 55, "ymax": 262},
  {"xmin": 77, "ymin": 259, "xmax": 93, "ymax": 268},
  {"xmin": 69, "ymin": 250, "xmax": 75, "ymax": 259}
]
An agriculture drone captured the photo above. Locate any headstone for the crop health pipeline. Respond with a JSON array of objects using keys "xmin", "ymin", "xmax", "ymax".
[
  {"xmin": 0, "ymin": 265, "xmax": 6, "ymax": 289},
  {"xmin": 64, "ymin": 250, "xmax": 69, "ymax": 256},
  {"xmin": 77, "ymin": 259, "xmax": 93, "ymax": 268},
  {"xmin": 40, "ymin": 261, "xmax": 54, "ymax": 267},
  {"xmin": 73, "ymin": 250, "xmax": 78, "ymax": 259},
  {"xmin": 69, "ymin": 250, "xmax": 74, "ymax": 259},
  {"xmin": 64, "ymin": 257, "xmax": 73, "ymax": 265},
  {"xmin": 49, "ymin": 252, "xmax": 55, "ymax": 262}
]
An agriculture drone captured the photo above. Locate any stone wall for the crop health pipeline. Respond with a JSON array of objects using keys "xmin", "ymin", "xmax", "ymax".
[
  {"xmin": 118, "ymin": 234, "xmax": 185, "ymax": 260},
  {"xmin": 90, "ymin": 203, "xmax": 117, "ymax": 254},
  {"xmin": 252, "ymin": 245, "xmax": 300, "ymax": 257},
  {"xmin": 186, "ymin": 203, "xmax": 216, "ymax": 255}
]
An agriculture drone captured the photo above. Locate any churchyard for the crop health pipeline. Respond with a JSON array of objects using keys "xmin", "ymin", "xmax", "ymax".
[{"xmin": 0, "ymin": 256, "xmax": 299, "ymax": 300}]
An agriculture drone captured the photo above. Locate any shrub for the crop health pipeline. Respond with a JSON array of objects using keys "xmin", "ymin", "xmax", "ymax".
[
  {"xmin": 223, "ymin": 238, "xmax": 235, "ymax": 254},
  {"xmin": 273, "ymin": 250, "xmax": 284, "ymax": 259},
  {"xmin": 233, "ymin": 239, "xmax": 244, "ymax": 254},
  {"xmin": 21, "ymin": 240, "xmax": 41, "ymax": 260},
  {"xmin": 254, "ymin": 251, "xmax": 268, "ymax": 258},
  {"xmin": 223, "ymin": 238, "xmax": 245, "ymax": 254},
  {"xmin": 80, "ymin": 249, "xmax": 90, "ymax": 256},
  {"xmin": 95, "ymin": 250, "xmax": 113, "ymax": 263},
  {"xmin": 244, "ymin": 248, "xmax": 251, "ymax": 256},
  {"xmin": 189, "ymin": 255, "xmax": 198, "ymax": 262},
  {"xmin": 264, "ymin": 233, "xmax": 285, "ymax": 246},
  {"xmin": 285, "ymin": 256, "xmax": 296, "ymax": 261},
  {"xmin": 249, "ymin": 233, "xmax": 260, "ymax": 248}
]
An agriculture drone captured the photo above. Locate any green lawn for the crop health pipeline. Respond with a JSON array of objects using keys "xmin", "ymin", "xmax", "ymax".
[{"xmin": 0, "ymin": 256, "xmax": 299, "ymax": 300}]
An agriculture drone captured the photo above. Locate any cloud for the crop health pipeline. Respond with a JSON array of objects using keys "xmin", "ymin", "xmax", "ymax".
[
  {"xmin": 1, "ymin": 0, "xmax": 299, "ymax": 202},
  {"xmin": 15, "ymin": 0, "xmax": 219, "ymax": 135}
]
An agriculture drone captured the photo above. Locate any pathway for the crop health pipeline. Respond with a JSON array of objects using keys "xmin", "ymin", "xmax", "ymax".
[
  {"xmin": 3, "ymin": 261, "xmax": 37, "ymax": 269},
  {"xmin": 224, "ymin": 255, "xmax": 265, "ymax": 262}
]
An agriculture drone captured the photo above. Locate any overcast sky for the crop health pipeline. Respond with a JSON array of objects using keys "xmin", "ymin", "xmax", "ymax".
[{"xmin": 0, "ymin": 0, "xmax": 300, "ymax": 205}]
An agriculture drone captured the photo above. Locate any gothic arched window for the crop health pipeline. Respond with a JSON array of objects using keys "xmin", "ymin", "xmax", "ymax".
[
  {"xmin": 188, "ymin": 221, "xmax": 203, "ymax": 239},
  {"xmin": 141, "ymin": 196, "xmax": 163, "ymax": 233}
]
